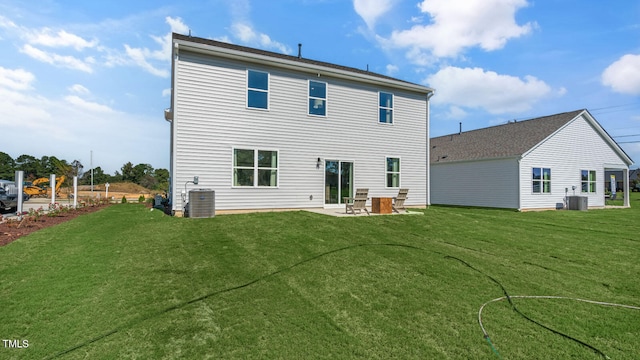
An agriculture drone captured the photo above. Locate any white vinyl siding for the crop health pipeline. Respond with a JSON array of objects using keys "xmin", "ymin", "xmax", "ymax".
[
  {"xmin": 431, "ymin": 158, "xmax": 519, "ymax": 209},
  {"xmin": 520, "ymin": 114, "xmax": 627, "ymax": 209},
  {"xmin": 172, "ymin": 50, "xmax": 428, "ymax": 211}
]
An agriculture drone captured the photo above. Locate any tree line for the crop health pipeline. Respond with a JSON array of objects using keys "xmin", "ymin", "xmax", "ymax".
[{"xmin": 0, "ymin": 152, "xmax": 169, "ymax": 191}]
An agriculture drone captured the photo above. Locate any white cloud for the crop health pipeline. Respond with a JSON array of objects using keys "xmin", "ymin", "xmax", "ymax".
[
  {"xmin": 0, "ymin": 15, "xmax": 17, "ymax": 29},
  {"xmin": 0, "ymin": 66, "xmax": 35, "ymax": 90},
  {"xmin": 25, "ymin": 28, "xmax": 98, "ymax": 50},
  {"xmin": 602, "ymin": 54, "xmax": 640, "ymax": 95},
  {"xmin": 0, "ymin": 83, "xmax": 166, "ymax": 173},
  {"xmin": 68, "ymin": 84, "xmax": 90, "ymax": 95},
  {"xmin": 122, "ymin": 16, "xmax": 187, "ymax": 78},
  {"xmin": 231, "ymin": 22, "xmax": 291, "ymax": 54},
  {"xmin": 20, "ymin": 44, "xmax": 94, "ymax": 73},
  {"xmin": 162, "ymin": 88, "xmax": 171, "ymax": 97},
  {"xmin": 386, "ymin": 64, "xmax": 399, "ymax": 76},
  {"xmin": 124, "ymin": 44, "xmax": 169, "ymax": 78},
  {"xmin": 64, "ymin": 95, "xmax": 114, "ymax": 113},
  {"xmin": 426, "ymin": 66, "xmax": 552, "ymax": 114},
  {"xmin": 444, "ymin": 105, "xmax": 467, "ymax": 119},
  {"xmin": 353, "ymin": 0, "xmax": 396, "ymax": 29},
  {"xmin": 382, "ymin": 0, "xmax": 534, "ymax": 60}
]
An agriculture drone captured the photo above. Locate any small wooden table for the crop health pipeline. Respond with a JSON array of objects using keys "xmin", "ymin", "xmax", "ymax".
[{"xmin": 371, "ymin": 197, "xmax": 392, "ymax": 214}]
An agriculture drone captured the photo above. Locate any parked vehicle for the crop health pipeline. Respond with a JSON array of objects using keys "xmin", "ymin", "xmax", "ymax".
[
  {"xmin": 0, "ymin": 179, "xmax": 29, "ymax": 202},
  {"xmin": 0, "ymin": 186, "xmax": 17, "ymax": 211}
]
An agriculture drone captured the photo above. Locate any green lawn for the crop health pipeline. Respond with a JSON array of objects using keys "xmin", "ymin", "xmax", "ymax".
[{"xmin": 1, "ymin": 195, "xmax": 640, "ymax": 359}]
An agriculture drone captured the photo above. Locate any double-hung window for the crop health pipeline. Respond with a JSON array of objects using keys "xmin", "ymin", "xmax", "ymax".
[
  {"xmin": 532, "ymin": 167, "xmax": 551, "ymax": 193},
  {"xmin": 379, "ymin": 92, "xmax": 393, "ymax": 124},
  {"xmin": 247, "ymin": 70, "xmax": 269, "ymax": 109},
  {"xmin": 581, "ymin": 170, "xmax": 596, "ymax": 193},
  {"xmin": 309, "ymin": 81, "xmax": 327, "ymax": 116},
  {"xmin": 386, "ymin": 157, "xmax": 400, "ymax": 187},
  {"xmin": 233, "ymin": 149, "xmax": 278, "ymax": 187}
]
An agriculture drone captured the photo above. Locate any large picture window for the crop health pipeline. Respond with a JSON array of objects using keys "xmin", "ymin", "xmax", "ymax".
[
  {"xmin": 247, "ymin": 70, "xmax": 269, "ymax": 109},
  {"xmin": 386, "ymin": 157, "xmax": 400, "ymax": 187},
  {"xmin": 233, "ymin": 149, "xmax": 278, "ymax": 187},
  {"xmin": 379, "ymin": 92, "xmax": 393, "ymax": 124},
  {"xmin": 309, "ymin": 80, "xmax": 326, "ymax": 116},
  {"xmin": 581, "ymin": 170, "xmax": 596, "ymax": 193},
  {"xmin": 532, "ymin": 167, "xmax": 551, "ymax": 193}
]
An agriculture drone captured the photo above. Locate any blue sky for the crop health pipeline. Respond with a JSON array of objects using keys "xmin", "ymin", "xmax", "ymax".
[{"xmin": 1, "ymin": 0, "xmax": 640, "ymax": 174}]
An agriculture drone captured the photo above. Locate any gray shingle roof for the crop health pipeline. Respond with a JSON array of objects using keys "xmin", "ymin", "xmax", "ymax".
[
  {"xmin": 173, "ymin": 33, "xmax": 430, "ymax": 91},
  {"xmin": 430, "ymin": 109, "xmax": 585, "ymax": 163}
]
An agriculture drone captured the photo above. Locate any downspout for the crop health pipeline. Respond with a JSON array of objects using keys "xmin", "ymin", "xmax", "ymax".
[
  {"xmin": 426, "ymin": 90, "xmax": 435, "ymax": 208},
  {"xmin": 517, "ymin": 156, "xmax": 522, "ymax": 211},
  {"xmin": 166, "ymin": 40, "xmax": 178, "ymax": 214}
]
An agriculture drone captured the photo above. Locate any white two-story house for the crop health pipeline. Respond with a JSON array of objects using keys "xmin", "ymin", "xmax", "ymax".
[{"xmin": 165, "ymin": 33, "xmax": 434, "ymax": 215}]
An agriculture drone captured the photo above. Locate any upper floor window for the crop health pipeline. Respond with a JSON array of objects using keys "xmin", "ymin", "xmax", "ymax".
[
  {"xmin": 379, "ymin": 92, "xmax": 393, "ymax": 124},
  {"xmin": 532, "ymin": 167, "xmax": 551, "ymax": 193},
  {"xmin": 233, "ymin": 148, "xmax": 278, "ymax": 187},
  {"xmin": 247, "ymin": 70, "xmax": 269, "ymax": 109},
  {"xmin": 386, "ymin": 157, "xmax": 400, "ymax": 187},
  {"xmin": 581, "ymin": 170, "xmax": 596, "ymax": 193},
  {"xmin": 309, "ymin": 81, "xmax": 327, "ymax": 116}
]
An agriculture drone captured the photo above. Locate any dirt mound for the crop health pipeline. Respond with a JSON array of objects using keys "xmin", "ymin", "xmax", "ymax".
[{"xmin": 76, "ymin": 182, "xmax": 154, "ymax": 194}]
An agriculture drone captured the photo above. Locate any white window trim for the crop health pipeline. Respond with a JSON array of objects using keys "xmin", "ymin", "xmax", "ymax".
[
  {"xmin": 378, "ymin": 91, "xmax": 394, "ymax": 125},
  {"xmin": 246, "ymin": 69, "xmax": 270, "ymax": 110},
  {"xmin": 581, "ymin": 169, "xmax": 597, "ymax": 193},
  {"xmin": 385, "ymin": 156, "xmax": 401, "ymax": 188},
  {"xmin": 308, "ymin": 80, "xmax": 328, "ymax": 117},
  {"xmin": 232, "ymin": 147, "xmax": 280, "ymax": 188},
  {"xmin": 531, "ymin": 167, "xmax": 551, "ymax": 194}
]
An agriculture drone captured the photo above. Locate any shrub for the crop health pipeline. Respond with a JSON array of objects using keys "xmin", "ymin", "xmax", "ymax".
[
  {"xmin": 121, "ymin": 196, "xmax": 127, "ymax": 204},
  {"xmin": 138, "ymin": 195, "xmax": 145, "ymax": 203}
]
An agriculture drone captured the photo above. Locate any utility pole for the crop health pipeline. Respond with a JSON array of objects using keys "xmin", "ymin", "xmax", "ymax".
[{"xmin": 91, "ymin": 150, "xmax": 94, "ymax": 195}]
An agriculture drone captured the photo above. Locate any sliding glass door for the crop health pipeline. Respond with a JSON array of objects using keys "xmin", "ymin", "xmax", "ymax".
[{"xmin": 325, "ymin": 160, "xmax": 353, "ymax": 205}]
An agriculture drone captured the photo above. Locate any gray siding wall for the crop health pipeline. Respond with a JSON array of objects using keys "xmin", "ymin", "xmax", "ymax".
[
  {"xmin": 520, "ymin": 115, "xmax": 628, "ymax": 209},
  {"xmin": 172, "ymin": 51, "xmax": 428, "ymax": 211},
  {"xmin": 430, "ymin": 158, "xmax": 519, "ymax": 208}
]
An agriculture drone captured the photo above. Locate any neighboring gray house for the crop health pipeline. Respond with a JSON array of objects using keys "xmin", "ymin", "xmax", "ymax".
[
  {"xmin": 430, "ymin": 110, "xmax": 633, "ymax": 210},
  {"xmin": 165, "ymin": 34, "xmax": 434, "ymax": 215}
]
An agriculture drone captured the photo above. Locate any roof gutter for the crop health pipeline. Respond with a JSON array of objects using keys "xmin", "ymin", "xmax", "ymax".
[{"xmin": 174, "ymin": 39, "xmax": 434, "ymax": 95}]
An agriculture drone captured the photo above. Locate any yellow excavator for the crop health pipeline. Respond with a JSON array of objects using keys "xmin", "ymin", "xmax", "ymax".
[{"xmin": 24, "ymin": 175, "xmax": 66, "ymax": 198}]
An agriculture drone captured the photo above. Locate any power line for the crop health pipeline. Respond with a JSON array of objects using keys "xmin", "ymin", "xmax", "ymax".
[
  {"xmin": 589, "ymin": 103, "xmax": 640, "ymax": 112},
  {"xmin": 613, "ymin": 134, "xmax": 640, "ymax": 138}
]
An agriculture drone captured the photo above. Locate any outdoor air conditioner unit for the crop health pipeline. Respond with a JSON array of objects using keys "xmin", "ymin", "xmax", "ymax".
[
  {"xmin": 566, "ymin": 196, "xmax": 588, "ymax": 211},
  {"xmin": 188, "ymin": 189, "xmax": 215, "ymax": 218}
]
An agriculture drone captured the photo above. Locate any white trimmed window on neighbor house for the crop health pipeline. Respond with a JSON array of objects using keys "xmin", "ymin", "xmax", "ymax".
[
  {"xmin": 247, "ymin": 70, "xmax": 269, "ymax": 109},
  {"xmin": 379, "ymin": 92, "xmax": 393, "ymax": 124},
  {"xmin": 532, "ymin": 167, "xmax": 551, "ymax": 193},
  {"xmin": 581, "ymin": 170, "xmax": 596, "ymax": 193},
  {"xmin": 233, "ymin": 149, "xmax": 279, "ymax": 187},
  {"xmin": 386, "ymin": 157, "xmax": 400, "ymax": 187}
]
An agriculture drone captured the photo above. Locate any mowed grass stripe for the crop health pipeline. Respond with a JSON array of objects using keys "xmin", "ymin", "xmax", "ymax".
[{"xmin": 1, "ymin": 197, "xmax": 639, "ymax": 359}]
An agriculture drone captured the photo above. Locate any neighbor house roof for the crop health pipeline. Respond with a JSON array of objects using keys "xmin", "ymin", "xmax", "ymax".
[
  {"xmin": 430, "ymin": 109, "xmax": 632, "ymax": 165},
  {"xmin": 172, "ymin": 33, "xmax": 434, "ymax": 94}
]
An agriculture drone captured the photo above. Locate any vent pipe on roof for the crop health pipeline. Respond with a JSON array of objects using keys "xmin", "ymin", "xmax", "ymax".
[
  {"xmin": 459, "ymin": 122, "xmax": 462, "ymax": 135},
  {"xmin": 298, "ymin": 43, "xmax": 302, "ymax": 59}
]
